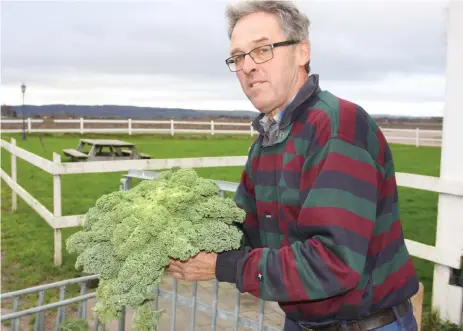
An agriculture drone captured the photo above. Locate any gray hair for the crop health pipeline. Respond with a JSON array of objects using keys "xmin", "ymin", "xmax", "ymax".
[{"xmin": 225, "ymin": 0, "xmax": 311, "ymax": 73}]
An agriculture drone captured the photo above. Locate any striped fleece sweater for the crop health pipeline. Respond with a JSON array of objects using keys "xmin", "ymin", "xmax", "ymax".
[{"xmin": 215, "ymin": 74, "xmax": 419, "ymax": 322}]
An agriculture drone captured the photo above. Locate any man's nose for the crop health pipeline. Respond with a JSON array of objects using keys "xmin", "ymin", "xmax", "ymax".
[{"xmin": 242, "ymin": 54, "xmax": 257, "ymax": 74}]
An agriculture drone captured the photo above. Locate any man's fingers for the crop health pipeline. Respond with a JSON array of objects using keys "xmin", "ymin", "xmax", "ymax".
[
  {"xmin": 171, "ymin": 272, "xmax": 183, "ymax": 280},
  {"xmin": 167, "ymin": 264, "xmax": 183, "ymax": 273}
]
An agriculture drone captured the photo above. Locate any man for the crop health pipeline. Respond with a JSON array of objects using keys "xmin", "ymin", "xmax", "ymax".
[{"xmin": 168, "ymin": 1, "xmax": 420, "ymax": 330}]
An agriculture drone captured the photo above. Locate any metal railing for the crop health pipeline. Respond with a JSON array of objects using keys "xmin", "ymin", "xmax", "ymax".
[
  {"xmin": 0, "ymin": 275, "xmax": 102, "ymax": 331},
  {"xmin": 1, "ymin": 171, "xmax": 283, "ymax": 331},
  {"xmin": 1, "ymin": 276, "xmax": 283, "ymax": 331}
]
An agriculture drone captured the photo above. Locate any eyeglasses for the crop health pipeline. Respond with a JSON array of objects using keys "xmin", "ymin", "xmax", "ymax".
[{"xmin": 225, "ymin": 40, "xmax": 300, "ymax": 72}]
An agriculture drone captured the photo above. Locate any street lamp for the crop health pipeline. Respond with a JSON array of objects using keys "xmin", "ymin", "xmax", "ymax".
[{"xmin": 21, "ymin": 83, "xmax": 27, "ymax": 140}]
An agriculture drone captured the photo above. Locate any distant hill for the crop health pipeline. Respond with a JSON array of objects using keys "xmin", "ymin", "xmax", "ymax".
[
  {"xmin": 8, "ymin": 105, "xmax": 260, "ymax": 120},
  {"xmin": 4, "ymin": 105, "xmax": 442, "ymax": 125}
]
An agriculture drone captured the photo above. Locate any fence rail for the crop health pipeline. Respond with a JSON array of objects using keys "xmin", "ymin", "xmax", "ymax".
[
  {"xmin": 0, "ymin": 272, "xmax": 285, "ymax": 331},
  {"xmin": 1, "ymin": 117, "xmax": 442, "ymax": 146},
  {"xmin": 0, "ymin": 135, "xmax": 461, "ymax": 325}
]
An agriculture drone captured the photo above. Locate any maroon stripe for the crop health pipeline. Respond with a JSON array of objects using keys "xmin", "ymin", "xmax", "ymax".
[
  {"xmin": 256, "ymin": 200, "xmax": 279, "ymax": 214},
  {"xmin": 375, "ymin": 270, "xmax": 419, "ymax": 308},
  {"xmin": 252, "ymin": 154, "xmax": 282, "ymax": 172},
  {"xmin": 322, "ymin": 153, "xmax": 377, "ymax": 185},
  {"xmin": 240, "ymin": 170, "xmax": 254, "ymax": 196},
  {"xmin": 285, "ymin": 137, "xmax": 297, "ymax": 154},
  {"xmin": 281, "ymin": 205, "xmax": 300, "ymax": 222},
  {"xmin": 298, "ymin": 206, "xmax": 374, "ymax": 239},
  {"xmin": 291, "ymin": 121, "xmax": 306, "ymax": 136},
  {"xmin": 281, "ymin": 236, "xmax": 291, "ymax": 247},
  {"xmin": 376, "ymin": 129, "xmax": 386, "ymax": 166},
  {"xmin": 300, "ymin": 159, "xmax": 326, "ymax": 190},
  {"xmin": 243, "ymin": 212, "xmax": 258, "ymax": 227},
  {"xmin": 307, "ymin": 109, "xmax": 332, "ymax": 147},
  {"xmin": 368, "ymin": 220, "xmax": 402, "ymax": 256},
  {"xmin": 290, "ymin": 296, "xmax": 343, "ymax": 318},
  {"xmin": 241, "ymin": 249, "xmax": 263, "ymax": 296},
  {"xmin": 280, "ymin": 245, "xmax": 310, "ymax": 301},
  {"xmin": 373, "ymin": 258, "xmax": 415, "ymax": 303},
  {"xmin": 367, "ymin": 235, "xmax": 406, "ymax": 269},
  {"xmin": 284, "ymin": 155, "xmax": 305, "ymax": 172},
  {"xmin": 338, "ymin": 98, "xmax": 357, "ymax": 144},
  {"xmin": 379, "ymin": 176, "xmax": 396, "ymax": 200}
]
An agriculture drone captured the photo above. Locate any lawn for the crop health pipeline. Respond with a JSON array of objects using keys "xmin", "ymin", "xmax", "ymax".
[{"xmin": 1, "ymin": 132, "xmax": 440, "ymax": 315}]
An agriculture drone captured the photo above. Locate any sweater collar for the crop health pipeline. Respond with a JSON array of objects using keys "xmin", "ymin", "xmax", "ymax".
[{"xmin": 251, "ymin": 74, "xmax": 320, "ymax": 135}]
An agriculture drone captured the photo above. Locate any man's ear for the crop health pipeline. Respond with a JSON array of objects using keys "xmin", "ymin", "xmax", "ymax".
[{"xmin": 298, "ymin": 39, "xmax": 310, "ymax": 67}]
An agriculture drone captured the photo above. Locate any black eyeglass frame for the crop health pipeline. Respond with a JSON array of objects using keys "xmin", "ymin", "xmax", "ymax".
[{"xmin": 225, "ymin": 40, "xmax": 300, "ymax": 72}]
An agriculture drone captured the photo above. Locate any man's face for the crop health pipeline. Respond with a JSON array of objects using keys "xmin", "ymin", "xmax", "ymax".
[{"xmin": 230, "ymin": 12, "xmax": 304, "ymax": 114}]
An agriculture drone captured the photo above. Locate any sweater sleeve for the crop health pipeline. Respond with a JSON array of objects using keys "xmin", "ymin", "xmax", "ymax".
[
  {"xmin": 215, "ymin": 147, "xmax": 258, "ymax": 283},
  {"xmin": 220, "ymin": 137, "xmax": 380, "ymax": 302}
]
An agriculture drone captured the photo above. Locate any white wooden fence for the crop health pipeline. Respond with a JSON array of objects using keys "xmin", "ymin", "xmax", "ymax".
[
  {"xmin": 1, "ymin": 136, "xmax": 462, "ymax": 324},
  {"xmin": 1, "ymin": 118, "xmax": 442, "ymax": 147}
]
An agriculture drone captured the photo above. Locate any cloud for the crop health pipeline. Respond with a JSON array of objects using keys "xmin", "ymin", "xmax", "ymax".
[{"xmin": 0, "ymin": 0, "xmax": 450, "ymax": 116}]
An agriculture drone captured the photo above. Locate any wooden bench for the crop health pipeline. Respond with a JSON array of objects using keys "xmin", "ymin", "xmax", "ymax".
[
  {"xmin": 121, "ymin": 150, "xmax": 151, "ymax": 159},
  {"xmin": 62, "ymin": 148, "xmax": 88, "ymax": 161},
  {"xmin": 138, "ymin": 152, "xmax": 151, "ymax": 159}
]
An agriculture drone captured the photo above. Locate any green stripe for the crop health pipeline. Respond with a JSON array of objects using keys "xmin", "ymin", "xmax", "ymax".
[
  {"xmin": 233, "ymin": 190, "xmax": 257, "ymax": 214},
  {"xmin": 293, "ymin": 137, "xmax": 310, "ymax": 156},
  {"xmin": 255, "ymin": 185, "xmax": 278, "ymax": 202},
  {"xmin": 383, "ymin": 154, "xmax": 396, "ymax": 180},
  {"xmin": 280, "ymin": 188, "xmax": 300, "ymax": 206},
  {"xmin": 259, "ymin": 248, "xmax": 270, "ymax": 295},
  {"xmin": 291, "ymin": 241, "xmax": 327, "ymax": 299},
  {"xmin": 373, "ymin": 213, "xmax": 394, "ymax": 235},
  {"xmin": 264, "ymin": 232, "xmax": 284, "ymax": 249},
  {"xmin": 315, "ymin": 91, "xmax": 340, "ymax": 136},
  {"xmin": 373, "ymin": 203, "xmax": 399, "ymax": 235},
  {"xmin": 373, "ymin": 245, "xmax": 409, "ymax": 285},
  {"xmin": 303, "ymin": 188, "xmax": 376, "ymax": 221},
  {"xmin": 259, "ymin": 231, "xmax": 267, "ymax": 247},
  {"xmin": 315, "ymin": 235, "xmax": 366, "ymax": 274},
  {"xmin": 356, "ymin": 273, "xmax": 372, "ymax": 290},
  {"xmin": 283, "ymin": 152, "xmax": 295, "ymax": 166},
  {"xmin": 303, "ymin": 138, "xmax": 375, "ymax": 172}
]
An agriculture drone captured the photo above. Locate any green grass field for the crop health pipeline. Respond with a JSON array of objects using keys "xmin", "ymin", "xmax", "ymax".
[{"xmin": 1, "ymin": 132, "xmax": 440, "ymax": 314}]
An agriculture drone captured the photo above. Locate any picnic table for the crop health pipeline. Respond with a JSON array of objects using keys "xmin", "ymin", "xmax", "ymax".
[{"xmin": 62, "ymin": 139, "xmax": 151, "ymax": 162}]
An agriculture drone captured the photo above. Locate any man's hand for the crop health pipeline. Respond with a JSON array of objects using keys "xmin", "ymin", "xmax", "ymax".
[{"xmin": 166, "ymin": 252, "xmax": 217, "ymax": 282}]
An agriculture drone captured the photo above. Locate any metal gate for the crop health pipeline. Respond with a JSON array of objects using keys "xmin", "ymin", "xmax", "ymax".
[{"xmin": 1, "ymin": 170, "xmax": 283, "ymax": 331}]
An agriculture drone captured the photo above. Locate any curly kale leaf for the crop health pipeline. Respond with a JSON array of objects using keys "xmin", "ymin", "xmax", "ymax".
[{"xmin": 65, "ymin": 167, "xmax": 244, "ymax": 331}]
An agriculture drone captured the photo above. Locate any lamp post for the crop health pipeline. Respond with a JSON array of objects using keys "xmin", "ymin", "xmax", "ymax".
[{"xmin": 21, "ymin": 83, "xmax": 27, "ymax": 140}]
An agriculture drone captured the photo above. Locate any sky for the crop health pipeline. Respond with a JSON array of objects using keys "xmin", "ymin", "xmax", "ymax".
[{"xmin": 0, "ymin": 0, "xmax": 450, "ymax": 116}]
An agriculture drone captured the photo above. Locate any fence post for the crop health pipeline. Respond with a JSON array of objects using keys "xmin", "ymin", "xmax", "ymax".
[
  {"xmin": 416, "ymin": 128, "xmax": 420, "ymax": 147},
  {"xmin": 128, "ymin": 118, "xmax": 132, "ymax": 135},
  {"xmin": 11, "ymin": 138, "xmax": 17, "ymax": 212},
  {"xmin": 171, "ymin": 120, "xmax": 174, "ymax": 136},
  {"xmin": 250, "ymin": 123, "xmax": 254, "ymax": 136},
  {"xmin": 80, "ymin": 118, "xmax": 84, "ymax": 134},
  {"xmin": 27, "ymin": 118, "xmax": 32, "ymax": 132},
  {"xmin": 53, "ymin": 153, "xmax": 62, "ymax": 266},
  {"xmin": 432, "ymin": 1, "xmax": 463, "ymax": 324},
  {"xmin": 211, "ymin": 120, "xmax": 214, "ymax": 136}
]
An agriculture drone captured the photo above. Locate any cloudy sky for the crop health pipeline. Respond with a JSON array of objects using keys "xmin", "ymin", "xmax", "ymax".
[{"xmin": 1, "ymin": 0, "xmax": 450, "ymax": 116}]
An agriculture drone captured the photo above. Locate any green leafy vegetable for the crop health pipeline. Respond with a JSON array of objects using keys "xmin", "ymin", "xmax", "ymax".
[
  {"xmin": 66, "ymin": 167, "xmax": 244, "ymax": 331},
  {"xmin": 59, "ymin": 319, "xmax": 89, "ymax": 331}
]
